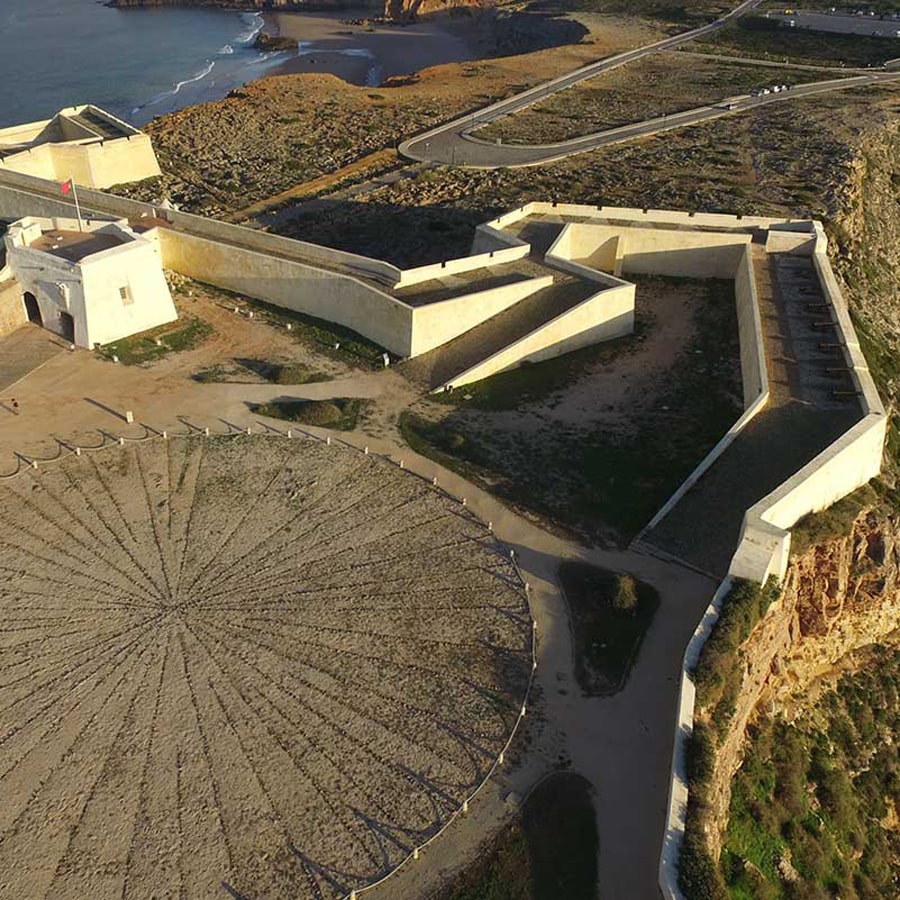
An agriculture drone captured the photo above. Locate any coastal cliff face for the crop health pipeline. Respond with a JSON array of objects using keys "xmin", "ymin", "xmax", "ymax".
[{"xmin": 699, "ymin": 509, "xmax": 900, "ymax": 860}]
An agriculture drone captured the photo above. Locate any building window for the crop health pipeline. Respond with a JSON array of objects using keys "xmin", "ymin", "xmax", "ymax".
[{"xmin": 119, "ymin": 285, "xmax": 133, "ymax": 306}]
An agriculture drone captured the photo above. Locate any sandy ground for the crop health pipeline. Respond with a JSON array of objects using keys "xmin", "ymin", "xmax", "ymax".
[
  {"xmin": 0, "ymin": 434, "xmax": 531, "ymax": 900},
  {"xmin": 267, "ymin": 11, "xmax": 476, "ymax": 86}
]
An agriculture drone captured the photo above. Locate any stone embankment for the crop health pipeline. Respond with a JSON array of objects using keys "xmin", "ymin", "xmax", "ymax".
[{"xmin": 699, "ymin": 507, "xmax": 900, "ymax": 861}]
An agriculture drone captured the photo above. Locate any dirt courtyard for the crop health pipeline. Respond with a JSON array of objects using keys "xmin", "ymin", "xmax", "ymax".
[{"xmin": 0, "ymin": 435, "xmax": 532, "ymax": 900}]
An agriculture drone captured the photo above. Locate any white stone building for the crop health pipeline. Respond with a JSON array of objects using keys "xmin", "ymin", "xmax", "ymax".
[
  {"xmin": 4, "ymin": 216, "xmax": 177, "ymax": 348},
  {"xmin": 0, "ymin": 106, "xmax": 160, "ymax": 189}
]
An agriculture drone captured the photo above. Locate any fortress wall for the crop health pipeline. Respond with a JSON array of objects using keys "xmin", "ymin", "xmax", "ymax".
[
  {"xmin": 409, "ymin": 275, "xmax": 554, "ymax": 358},
  {"xmin": 470, "ymin": 223, "xmax": 529, "ymax": 254},
  {"xmin": 395, "ymin": 244, "xmax": 530, "ymax": 288},
  {"xmin": 617, "ymin": 228, "xmax": 751, "ymax": 279},
  {"xmin": 0, "ymin": 279, "xmax": 26, "ymax": 337},
  {"xmin": 765, "ymin": 230, "xmax": 816, "ymax": 254},
  {"xmin": 659, "ymin": 227, "xmax": 886, "ymax": 900},
  {"xmin": 0, "ymin": 145, "xmax": 56, "ymax": 181},
  {"xmin": 45, "ymin": 143, "xmax": 98, "ymax": 188},
  {"xmin": 156, "ymin": 228, "xmax": 414, "ymax": 357},
  {"xmin": 735, "ymin": 245, "xmax": 767, "ymax": 409},
  {"xmin": 71, "ymin": 135, "xmax": 162, "ymax": 189},
  {"xmin": 443, "ymin": 282, "xmax": 634, "ymax": 389}
]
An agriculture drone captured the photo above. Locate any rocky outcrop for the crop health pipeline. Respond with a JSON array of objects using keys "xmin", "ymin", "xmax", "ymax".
[{"xmin": 699, "ymin": 509, "xmax": 900, "ymax": 860}]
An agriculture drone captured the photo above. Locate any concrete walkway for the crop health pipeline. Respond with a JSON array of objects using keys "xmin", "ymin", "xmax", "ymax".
[{"xmin": 0, "ymin": 324, "xmax": 65, "ymax": 396}]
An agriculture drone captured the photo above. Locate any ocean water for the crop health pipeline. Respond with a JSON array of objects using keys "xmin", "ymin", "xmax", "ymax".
[{"xmin": 0, "ymin": 0, "xmax": 291, "ymax": 129}]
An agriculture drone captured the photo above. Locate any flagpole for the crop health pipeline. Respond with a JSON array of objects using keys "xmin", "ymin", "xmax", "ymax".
[{"xmin": 70, "ymin": 181, "xmax": 84, "ymax": 233}]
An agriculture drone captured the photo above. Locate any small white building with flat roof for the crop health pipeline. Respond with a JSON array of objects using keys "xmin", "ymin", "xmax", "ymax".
[
  {"xmin": 5, "ymin": 216, "xmax": 177, "ymax": 348},
  {"xmin": 0, "ymin": 105, "xmax": 161, "ymax": 189}
]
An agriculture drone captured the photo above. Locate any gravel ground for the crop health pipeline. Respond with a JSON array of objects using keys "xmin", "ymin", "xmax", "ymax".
[{"xmin": 0, "ymin": 435, "xmax": 531, "ymax": 900}]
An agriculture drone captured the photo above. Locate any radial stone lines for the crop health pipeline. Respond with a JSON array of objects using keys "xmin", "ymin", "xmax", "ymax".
[{"xmin": 0, "ymin": 435, "xmax": 532, "ymax": 899}]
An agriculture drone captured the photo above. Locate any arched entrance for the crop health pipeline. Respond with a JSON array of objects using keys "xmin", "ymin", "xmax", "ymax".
[
  {"xmin": 60, "ymin": 312, "xmax": 75, "ymax": 343},
  {"xmin": 23, "ymin": 292, "xmax": 41, "ymax": 326}
]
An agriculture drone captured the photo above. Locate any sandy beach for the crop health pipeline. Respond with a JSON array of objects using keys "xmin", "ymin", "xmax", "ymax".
[{"xmin": 264, "ymin": 10, "xmax": 477, "ymax": 86}]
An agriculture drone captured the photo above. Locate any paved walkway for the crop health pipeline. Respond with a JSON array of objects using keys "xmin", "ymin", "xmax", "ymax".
[
  {"xmin": 0, "ymin": 323, "xmax": 65, "ymax": 396},
  {"xmin": 642, "ymin": 248, "xmax": 861, "ymax": 575}
]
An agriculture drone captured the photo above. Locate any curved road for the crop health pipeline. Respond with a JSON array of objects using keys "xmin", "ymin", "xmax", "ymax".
[{"xmin": 400, "ymin": 0, "xmax": 900, "ymax": 168}]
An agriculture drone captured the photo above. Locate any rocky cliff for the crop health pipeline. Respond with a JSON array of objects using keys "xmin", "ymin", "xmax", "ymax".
[{"xmin": 698, "ymin": 507, "xmax": 900, "ymax": 860}]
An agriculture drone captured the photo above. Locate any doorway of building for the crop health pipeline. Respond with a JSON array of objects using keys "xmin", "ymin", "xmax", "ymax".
[
  {"xmin": 60, "ymin": 311, "xmax": 75, "ymax": 343},
  {"xmin": 23, "ymin": 292, "xmax": 41, "ymax": 326}
]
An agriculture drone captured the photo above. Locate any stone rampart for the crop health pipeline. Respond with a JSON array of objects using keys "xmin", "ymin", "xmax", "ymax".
[{"xmin": 658, "ymin": 223, "xmax": 886, "ymax": 900}]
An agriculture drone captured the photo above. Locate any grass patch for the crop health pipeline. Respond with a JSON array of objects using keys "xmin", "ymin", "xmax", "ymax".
[
  {"xmin": 402, "ymin": 277, "xmax": 743, "ymax": 542},
  {"xmin": 436, "ymin": 329, "xmax": 642, "ymax": 412},
  {"xmin": 697, "ymin": 16, "xmax": 900, "ymax": 67},
  {"xmin": 97, "ymin": 317, "xmax": 213, "ymax": 366},
  {"xmin": 193, "ymin": 359, "xmax": 333, "ymax": 385},
  {"xmin": 790, "ymin": 483, "xmax": 879, "ymax": 557},
  {"xmin": 558, "ymin": 563, "xmax": 659, "ymax": 696},
  {"xmin": 693, "ymin": 578, "xmax": 780, "ymax": 742},
  {"xmin": 435, "ymin": 772, "xmax": 598, "ymax": 900},
  {"xmin": 252, "ymin": 398, "xmax": 363, "ymax": 431},
  {"xmin": 719, "ymin": 646, "xmax": 900, "ymax": 899}
]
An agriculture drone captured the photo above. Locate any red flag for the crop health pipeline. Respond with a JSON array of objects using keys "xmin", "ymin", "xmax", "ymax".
[{"xmin": 60, "ymin": 179, "xmax": 73, "ymax": 196}]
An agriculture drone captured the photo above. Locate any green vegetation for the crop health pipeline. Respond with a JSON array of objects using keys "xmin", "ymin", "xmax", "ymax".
[
  {"xmin": 679, "ymin": 578, "xmax": 780, "ymax": 900},
  {"xmin": 192, "ymin": 359, "xmax": 332, "ymax": 385},
  {"xmin": 693, "ymin": 578, "xmax": 779, "ymax": 741},
  {"xmin": 697, "ymin": 16, "xmax": 900, "ymax": 67},
  {"xmin": 558, "ymin": 564, "xmax": 659, "ymax": 695},
  {"xmin": 97, "ymin": 317, "xmax": 213, "ymax": 365},
  {"xmin": 436, "ymin": 772, "xmax": 598, "ymax": 900},
  {"xmin": 252, "ymin": 398, "xmax": 363, "ymax": 431},
  {"xmin": 721, "ymin": 645, "xmax": 900, "ymax": 899},
  {"xmin": 436, "ymin": 330, "xmax": 641, "ymax": 412},
  {"xmin": 790, "ymin": 483, "xmax": 879, "ymax": 556}
]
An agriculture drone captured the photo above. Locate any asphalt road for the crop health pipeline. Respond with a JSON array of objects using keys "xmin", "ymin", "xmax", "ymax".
[{"xmin": 399, "ymin": 0, "xmax": 900, "ymax": 169}]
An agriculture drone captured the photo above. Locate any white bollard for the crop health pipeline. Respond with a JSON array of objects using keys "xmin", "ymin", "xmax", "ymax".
[
  {"xmin": 287, "ymin": 429, "xmax": 293, "ymax": 439},
  {"xmin": 413, "ymin": 848, "xmax": 420, "ymax": 861},
  {"xmin": 510, "ymin": 549, "xmax": 515, "ymax": 560},
  {"xmin": 326, "ymin": 436, "xmax": 332, "ymax": 446},
  {"xmin": 75, "ymin": 447, "xmax": 81, "ymax": 456},
  {"xmin": 248, "ymin": 311, "xmax": 254, "ymax": 319},
  {"xmin": 364, "ymin": 446, "xmax": 369, "ymax": 455},
  {"xmin": 69, "ymin": 344, "xmax": 75, "ymax": 352},
  {"xmin": 125, "ymin": 411, "xmax": 134, "ymax": 424},
  {"xmin": 286, "ymin": 323, "xmax": 292, "ymax": 331},
  {"xmin": 162, "ymin": 430, "xmax": 168, "ymax": 439},
  {"xmin": 333, "ymin": 342, "xmax": 340, "ymax": 350},
  {"xmin": 521, "ymin": 704, "xmax": 527, "ymax": 718},
  {"xmin": 246, "ymin": 426, "xmax": 252, "ymax": 436},
  {"xmin": 498, "ymin": 751, "xmax": 505, "ymax": 765},
  {"xmin": 462, "ymin": 799, "xmax": 469, "ymax": 813},
  {"xmin": 432, "ymin": 476, "xmax": 438, "ymax": 486},
  {"xmin": 234, "ymin": 306, "xmax": 239, "ymax": 314},
  {"xmin": 111, "ymin": 355, "xmax": 119, "ymax": 364},
  {"xmin": 461, "ymin": 498, "xmax": 467, "ymax": 507},
  {"xmin": 488, "ymin": 521, "xmax": 493, "ymax": 532},
  {"xmin": 31, "ymin": 460, "xmax": 38, "ymax": 470},
  {"xmin": 118, "ymin": 437, "xmax": 125, "ymax": 446},
  {"xmin": 204, "ymin": 427, "xmax": 210, "ymax": 437}
]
